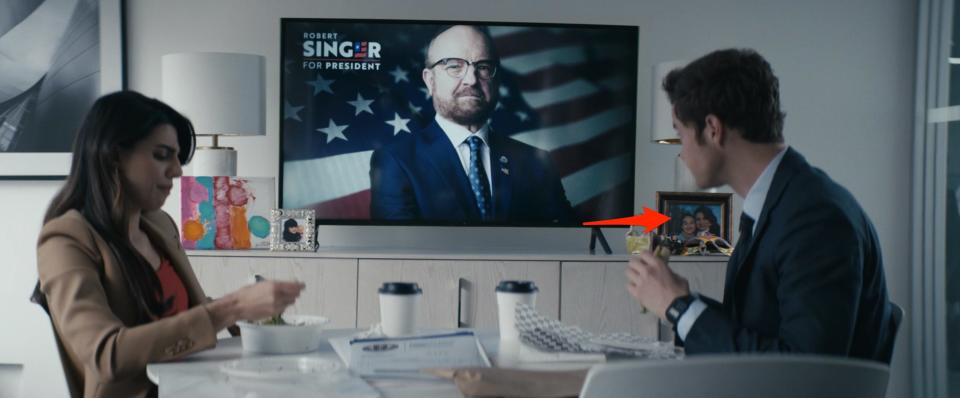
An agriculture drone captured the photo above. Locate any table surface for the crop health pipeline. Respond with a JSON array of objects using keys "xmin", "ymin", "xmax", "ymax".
[{"xmin": 147, "ymin": 329, "xmax": 600, "ymax": 398}]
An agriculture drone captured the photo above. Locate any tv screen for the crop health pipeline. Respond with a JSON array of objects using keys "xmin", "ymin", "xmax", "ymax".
[{"xmin": 280, "ymin": 18, "xmax": 638, "ymax": 226}]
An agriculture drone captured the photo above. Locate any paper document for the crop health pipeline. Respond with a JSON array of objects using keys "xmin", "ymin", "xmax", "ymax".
[{"xmin": 331, "ymin": 330, "xmax": 491, "ymax": 377}]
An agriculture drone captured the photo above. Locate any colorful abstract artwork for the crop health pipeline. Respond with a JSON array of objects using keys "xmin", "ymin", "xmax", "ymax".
[{"xmin": 180, "ymin": 177, "xmax": 275, "ymax": 250}]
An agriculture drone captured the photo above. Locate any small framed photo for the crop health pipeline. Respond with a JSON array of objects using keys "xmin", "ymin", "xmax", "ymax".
[
  {"xmin": 656, "ymin": 191, "xmax": 732, "ymax": 242},
  {"xmin": 270, "ymin": 209, "xmax": 316, "ymax": 251}
]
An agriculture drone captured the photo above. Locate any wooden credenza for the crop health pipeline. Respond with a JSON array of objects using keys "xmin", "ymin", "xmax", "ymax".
[{"xmin": 187, "ymin": 249, "xmax": 727, "ymax": 339}]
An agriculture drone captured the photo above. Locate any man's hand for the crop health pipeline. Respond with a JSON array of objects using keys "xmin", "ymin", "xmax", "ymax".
[{"xmin": 625, "ymin": 251, "xmax": 691, "ymax": 321}]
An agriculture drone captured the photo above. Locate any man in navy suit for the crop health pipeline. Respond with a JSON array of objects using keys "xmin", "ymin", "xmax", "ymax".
[
  {"xmin": 370, "ymin": 25, "xmax": 574, "ymax": 224},
  {"xmin": 625, "ymin": 49, "xmax": 894, "ymax": 362}
]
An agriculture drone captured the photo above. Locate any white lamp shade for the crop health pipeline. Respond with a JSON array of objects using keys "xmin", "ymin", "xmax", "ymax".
[
  {"xmin": 651, "ymin": 60, "xmax": 687, "ymax": 143},
  {"xmin": 161, "ymin": 52, "xmax": 265, "ymax": 136}
]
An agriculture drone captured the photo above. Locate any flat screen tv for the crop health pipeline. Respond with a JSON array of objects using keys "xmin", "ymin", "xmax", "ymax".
[{"xmin": 280, "ymin": 18, "xmax": 638, "ymax": 226}]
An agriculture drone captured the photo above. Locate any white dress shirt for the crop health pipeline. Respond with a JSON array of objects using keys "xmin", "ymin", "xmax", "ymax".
[
  {"xmin": 676, "ymin": 146, "xmax": 789, "ymax": 341},
  {"xmin": 741, "ymin": 147, "xmax": 789, "ymax": 235},
  {"xmin": 435, "ymin": 115, "xmax": 493, "ymax": 196}
]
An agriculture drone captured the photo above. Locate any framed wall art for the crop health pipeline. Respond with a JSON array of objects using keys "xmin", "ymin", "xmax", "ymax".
[{"xmin": 0, "ymin": 0, "xmax": 126, "ymax": 179}]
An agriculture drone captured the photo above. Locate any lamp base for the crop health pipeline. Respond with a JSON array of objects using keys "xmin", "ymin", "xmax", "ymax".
[{"xmin": 191, "ymin": 146, "xmax": 237, "ymax": 176}]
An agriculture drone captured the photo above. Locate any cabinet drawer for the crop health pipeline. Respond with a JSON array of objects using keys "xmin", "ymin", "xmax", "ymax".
[
  {"xmin": 188, "ymin": 256, "xmax": 358, "ymax": 328},
  {"xmin": 357, "ymin": 260, "xmax": 559, "ymax": 331},
  {"xmin": 561, "ymin": 261, "xmax": 660, "ymax": 337}
]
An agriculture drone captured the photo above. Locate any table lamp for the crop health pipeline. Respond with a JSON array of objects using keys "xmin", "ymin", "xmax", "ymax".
[
  {"xmin": 161, "ymin": 52, "xmax": 265, "ymax": 176},
  {"xmin": 651, "ymin": 60, "xmax": 698, "ymax": 191}
]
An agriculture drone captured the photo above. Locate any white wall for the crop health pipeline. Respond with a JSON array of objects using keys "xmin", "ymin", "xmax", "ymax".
[
  {"xmin": 0, "ymin": 181, "xmax": 69, "ymax": 398},
  {"xmin": 0, "ymin": 0, "xmax": 916, "ymax": 397}
]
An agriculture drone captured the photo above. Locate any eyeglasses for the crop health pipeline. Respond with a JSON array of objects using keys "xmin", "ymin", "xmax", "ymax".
[{"xmin": 428, "ymin": 58, "xmax": 498, "ymax": 80}]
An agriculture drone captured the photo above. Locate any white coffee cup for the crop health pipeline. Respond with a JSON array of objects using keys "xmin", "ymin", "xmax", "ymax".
[
  {"xmin": 496, "ymin": 280, "xmax": 538, "ymax": 340},
  {"xmin": 378, "ymin": 282, "xmax": 422, "ymax": 337}
]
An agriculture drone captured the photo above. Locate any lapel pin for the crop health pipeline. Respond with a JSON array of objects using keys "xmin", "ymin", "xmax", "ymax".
[
  {"xmin": 501, "ymin": 167, "xmax": 510, "ymax": 175},
  {"xmin": 499, "ymin": 156, "xmax": 508, "ymax": 164}
]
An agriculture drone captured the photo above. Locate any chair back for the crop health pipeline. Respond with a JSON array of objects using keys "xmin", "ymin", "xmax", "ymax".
[
  {"xmin": 30, "ymin": 281, "xmax": 81, "ymax": 398},
  {"xmin": 30, "ymin": 281, "xmax": 49, "ymax": 314},
  {"xmin": 579, "ymin": 354, "xmax": 890, "ymax": 398}
]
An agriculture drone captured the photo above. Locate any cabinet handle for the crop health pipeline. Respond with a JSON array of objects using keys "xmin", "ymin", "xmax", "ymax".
[{"xmin": 457, "ymin": 278, "xmax": 471, "ymax": 328}]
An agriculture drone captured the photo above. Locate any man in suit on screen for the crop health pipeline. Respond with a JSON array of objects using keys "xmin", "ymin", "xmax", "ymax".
[
  {"xmin": 369, "ymin": 25, "xmax": 575, "ymax": 224},
  {"xmin": 625, "ymin": 48, "xmax": 895, "ymax": 362}
]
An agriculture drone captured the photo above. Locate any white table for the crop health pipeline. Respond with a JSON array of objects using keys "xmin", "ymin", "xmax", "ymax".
[{"xmin": 147, "ymin": 329, "xmax": 599, "ymax": 398}]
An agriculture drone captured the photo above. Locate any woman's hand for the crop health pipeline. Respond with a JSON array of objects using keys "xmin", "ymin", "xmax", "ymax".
[{"xmin": 205, "ymin": 280, "xmax": 305, "ymax": 331}]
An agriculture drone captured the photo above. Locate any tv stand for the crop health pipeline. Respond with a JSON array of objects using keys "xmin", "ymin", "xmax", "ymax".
[{"xmin": 589, "ymin": 227, "xmax": 613, "ymax": 255}]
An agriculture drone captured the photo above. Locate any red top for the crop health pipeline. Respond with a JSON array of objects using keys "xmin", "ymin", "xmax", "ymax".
[{"xmin": 155, "ymin": 258, "xmax": 189, "ymax": 317}]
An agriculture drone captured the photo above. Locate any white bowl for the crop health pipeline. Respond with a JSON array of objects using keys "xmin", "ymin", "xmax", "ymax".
[{"xmin": 237, "ymin": 315, "xmax": 330, "ymax": 354}]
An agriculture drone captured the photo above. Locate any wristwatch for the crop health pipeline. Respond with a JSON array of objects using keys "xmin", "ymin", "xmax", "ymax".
[{"xmin": 665, "ymin": 294, "xmax": 697, "ymax": 325}]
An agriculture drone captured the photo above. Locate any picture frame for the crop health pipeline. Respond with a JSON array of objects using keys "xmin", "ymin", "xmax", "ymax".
[
  {"xmin": 0, "ymin": 0, "xmax": 126, "ymax": 179},
  {"xmin": 270, "ymin": 208, "xmax": 317, "ymax": 251},
  {"xmin": 656, "ymin": 191, "xmax": 732, "ymax": 242}
]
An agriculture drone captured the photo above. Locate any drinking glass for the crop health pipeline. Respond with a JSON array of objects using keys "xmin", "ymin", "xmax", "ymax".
[
  {"xmin": 625, "ymin": 225, "xmax": 653, "ymax": 254},
  {"xmin": 626, "ymin": 225, "xmax": 651, "ymax": 313}
]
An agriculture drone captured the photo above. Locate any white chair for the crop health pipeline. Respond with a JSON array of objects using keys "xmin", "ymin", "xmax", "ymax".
[{"xmin": 579, "ymin": 354, "xmax": 890, "ymax": 398}]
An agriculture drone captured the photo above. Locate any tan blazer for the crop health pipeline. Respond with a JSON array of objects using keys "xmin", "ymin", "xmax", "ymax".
[{"xmin": 37, "ymin": 209, "xmax": 218, "ymax": 398}]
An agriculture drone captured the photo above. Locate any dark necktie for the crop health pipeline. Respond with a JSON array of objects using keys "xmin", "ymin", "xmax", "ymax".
[
  {"xmin": 466, "ymin": 136, "xmax": 492, "ymax": 220},
  {"xmin": 739, "ymin": 213, "xmax": 755, "ymax": 250},
  {"xmin": 724, "ymin": 213, "xmax": 755, "ymax": 306}
]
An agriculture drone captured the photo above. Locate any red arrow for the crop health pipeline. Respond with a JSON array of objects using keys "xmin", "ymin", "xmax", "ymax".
[{"xmin": 582, "ymin": 207, "xmax": 671, "ymax": 233}]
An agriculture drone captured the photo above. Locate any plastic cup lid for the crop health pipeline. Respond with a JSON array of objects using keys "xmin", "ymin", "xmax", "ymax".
[
  {"xmin": 378, "ymin": 282, "xmax": 422, "ymax": 295},
  {"xmin": 495, "ymin": 280, "xmax": 538, "ymax": 293}
]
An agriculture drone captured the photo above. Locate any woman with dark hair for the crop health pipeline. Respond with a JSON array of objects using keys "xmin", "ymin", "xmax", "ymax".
[
  {"xmin": 282, "ymin": 218, "xmax": 303, "ymax": 242},
  {"xmin": 33, "ymin": 91, "xmax": 304, "ymax": 398},
  {"xmin": 694, "ymin": 205, "xmax": 721, "ymax": 237}
]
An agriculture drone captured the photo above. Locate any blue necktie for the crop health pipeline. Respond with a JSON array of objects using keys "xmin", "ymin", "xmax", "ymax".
[{"xmin": 466, "ymin": 136, "xmax": 492, "ymax": 220}]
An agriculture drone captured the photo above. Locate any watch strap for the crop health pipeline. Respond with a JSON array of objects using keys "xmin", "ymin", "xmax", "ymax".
[{"xmin": 666, "ymin": 294, "xmax": 696, "ymax": 324}]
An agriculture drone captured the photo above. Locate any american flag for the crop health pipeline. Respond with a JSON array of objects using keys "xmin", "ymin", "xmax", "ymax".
[{"xmin": 281, "ymin": 21, "xmax": 637, "ymax": 222}]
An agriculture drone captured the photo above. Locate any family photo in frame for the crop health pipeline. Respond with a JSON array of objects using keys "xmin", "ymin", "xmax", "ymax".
[
  {"xmin": 657, "ymin": 191, "xmax": 732, "ymax": 243},
  {"xmin": 270, "ymin": 208, "xmax": 317, "ymax": 251}
]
